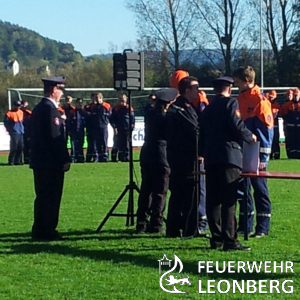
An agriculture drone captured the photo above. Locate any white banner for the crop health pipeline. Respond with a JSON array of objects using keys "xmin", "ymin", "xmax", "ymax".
[
  {"xmin": 0, "ymin": 122, "xmax": 145, "ymax": 151},
  {"xmin": 0, "ymin": 123, "xmax": 10, "ymax": 151},
  {"xmin": 0, "ymin": 119, "xmax": 285, "ymax": 151}
]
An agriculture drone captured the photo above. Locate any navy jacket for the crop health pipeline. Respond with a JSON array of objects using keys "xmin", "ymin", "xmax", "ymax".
[
  {"xmin": 166, "ymin": 95, "xmax": 199, "ymax": 171},
  {"xmin": 141, "ymin": 108, "xmax": 168, "ymax": 167},
  {"xmin": 110, "ymin": 104, "xmax": 135, "ymax": 131},
  {"xmin": 69, "ymin": 109, "xmax": 86, "ymax": 133},
  {"xmin": 30, "ymin": 98, "xmax": 70, "ymax": 169},
  {"xmin": 91, "ymin": 102, "xmax": 111, "ymax": 130},
  {"xmin": 200, "ymin": 94, "xmax": 253, "ymax": 169}
]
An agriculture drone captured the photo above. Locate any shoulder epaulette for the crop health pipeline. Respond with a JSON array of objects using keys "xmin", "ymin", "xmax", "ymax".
[{"xmin": 103, "ymin": 102, "xmax": 111, "ymax": 110}]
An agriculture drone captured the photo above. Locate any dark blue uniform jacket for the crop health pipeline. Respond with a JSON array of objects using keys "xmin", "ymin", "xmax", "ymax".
[
  {"xmin": 166, "ymin": 95, "xmax": 199, "ymax": 171},
  {"xmin": 30, "ymin": 98, "xmax": 70, "ymax": 169},
  {"xmin": 200, "ymin": 95, "xmax": 253, "ymax": 169},
  {"xmin": 141, "ymin": 108, "xmax": 168, "ymax": 167}
]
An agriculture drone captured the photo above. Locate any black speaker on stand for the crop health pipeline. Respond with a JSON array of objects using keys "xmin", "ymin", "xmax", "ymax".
[{"xmin": 96, "ymin": 49, "xmax": 144, "ymax": 232}]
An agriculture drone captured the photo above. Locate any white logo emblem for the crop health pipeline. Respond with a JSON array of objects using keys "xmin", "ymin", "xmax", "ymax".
[
  {"xmin": 158, "ymin": 254, "xmax": 191, "ymax": 293},
  {"xmin": 54, "ymin": 117, "xmax": 60, "ymax": 126}
]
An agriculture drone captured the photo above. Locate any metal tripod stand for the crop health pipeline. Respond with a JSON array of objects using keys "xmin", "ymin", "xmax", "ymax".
[{"xmin": 96, "ymin": 90, "xmax": 140, "ymax": 232}]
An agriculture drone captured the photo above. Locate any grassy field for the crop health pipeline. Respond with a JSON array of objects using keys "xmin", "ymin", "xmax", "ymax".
[{"xmin": 0, "ymin": 147, "xmax": 299, "ymax": 300}]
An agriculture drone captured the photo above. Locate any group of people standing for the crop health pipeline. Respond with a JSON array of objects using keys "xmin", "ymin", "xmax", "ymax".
[
  {"xmin": 4, "ymin": 92, "xmax": 135, "ymax": 165},
  {"xmin": 4, "ymin": 71, "xmax": 297, "ymax": 247},
  {"xmin": 3, "ymin": 100, "xmax": 32, "ymax": 165},
  {"xmin": 267, "ymin": 88, "xmax": 300, "ymax": 159},
  {"xmin": 54, "ymin": 92, "xmax": 135, "ymax": 164},
  {"xmin": 136, "ymin": 66, "xmax": 277, "ymax": 251}
]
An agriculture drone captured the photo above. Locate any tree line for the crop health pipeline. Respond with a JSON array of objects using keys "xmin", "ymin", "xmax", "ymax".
[{"xmin": 1, "ymin": 0, "xmax": 300, "ymax": 119}]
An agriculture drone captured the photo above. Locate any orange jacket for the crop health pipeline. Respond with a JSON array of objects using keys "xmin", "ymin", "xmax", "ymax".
[
  {"xmin": 281, "ymin": 101, "xmax": 300, "ymax": 117},
  {"xmin": 102, "ymin": 102, "xmax": 111, "ymax": 110},
  {"xmin": 4, "ymin": 109, "xmax": 24, "ymax": 134},
  {"xmin": 192, "ymin": 91, "xmax": 209, "ymax": 112},
  {"xmin": 237, "ymin": 85, "xmax": 273, "ymax": 128},
  {"xmin": 57, "ymin": 106, "xmax": 65, "ymax": 114}
]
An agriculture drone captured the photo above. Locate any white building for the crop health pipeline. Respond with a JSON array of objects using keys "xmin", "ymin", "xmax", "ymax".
[{"xmin": 7, "ymin": 60, "xmax": 19, "ymax": 76}]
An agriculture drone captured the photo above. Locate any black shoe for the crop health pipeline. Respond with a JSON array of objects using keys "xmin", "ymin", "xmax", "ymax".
[
  {"xmin": 210, "ymin": 239, "xmax": 223, "ymax": 249},
  {"xmin": 237, "ymin": 230, "xmax": 253, "ymax": 235},
  {"xmin": 148, "ymin": 227, "xmax": 166, "ymax": 235},
  {"xmin": 250, "ymin": 232, "xmax": 267, "ymax": 238},
  {"xmin": 223, "ymin": 243, "xmax": 251, "ymax": 251},
  {"xmin": 166, "ymin": 230, "xmax": 182, "ymax": 238},
  {"xmin": 197, "ymin": 231, "xmax": 210, "ymax": 239},
  {"xmin": 32, "ymin": 231, "xmax": 68, "ymax": 241},
  {"xmin": 136, "ymin": 225, "xmax": 147, "ymax": 234}
]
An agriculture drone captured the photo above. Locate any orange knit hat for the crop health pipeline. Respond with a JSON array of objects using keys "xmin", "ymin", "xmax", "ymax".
[{"xmin": 170, "ymin": 69, "xmax": 189, "ymax": 89}]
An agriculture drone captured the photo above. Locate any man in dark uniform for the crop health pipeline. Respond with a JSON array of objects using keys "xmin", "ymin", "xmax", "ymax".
[
  {"xmin": 136, "ymin": 88, "xmax": 177, "ymax": 234},
  {"xmin": 69, "ymin": 98, "xmax": 86, "ymax": 163},
  {"xmin": 91, "ymin": 93, "xmax": 111, "ymax": 162},
  {"xmin": 281, "ymin": 88, "xmax": 300, "ymax": 159},
  {"xmin": 20, "ymin": 100, "xmax": 32, "ymax": 164},
  {"xmin": 281, "ymin": 90, "xmax": 294, "ymax": 158},
  {"xmin": 85, "ymin": 94, "xmax": 96, "ymax": 162},
  {"xmin": 30, "ymin": 76, "xmax": 71, "ymax": 241},
  {"xmin": 200, "ymin": 76, "xmax": 256, "ymax": 251},
  {"xmin": 166, "ymin": 76, "xmax": 199, "ymax": 238},
  {"xmin": 110, "ymin": 94, "xmax": 135, "ymax": 162},
  {"xmin": 143, "ymin": 93, "xmax": 156, "ymax": 122},
  {"xmin": 62, "ymin": 95, "xmax": 75, "ymax": 148},
  {"xmin": 266, "ymin": 90, "xmax": 280, "ymax": 159}
]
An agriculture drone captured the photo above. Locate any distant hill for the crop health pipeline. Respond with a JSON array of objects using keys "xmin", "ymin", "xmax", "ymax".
[{"xmin": 0, "ymin": 20, "xmax": 84, "ymax": 69}]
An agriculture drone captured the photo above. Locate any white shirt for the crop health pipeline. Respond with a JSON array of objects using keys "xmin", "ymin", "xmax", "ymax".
[{"xmin": 45, "ymin": 97, "xmax": 58, "ymax": 108}]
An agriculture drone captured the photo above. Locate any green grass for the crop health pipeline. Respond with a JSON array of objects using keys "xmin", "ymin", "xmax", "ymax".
[{"xmin": 0, "ymin": 147, "xmax": 299, "ymax": 299}]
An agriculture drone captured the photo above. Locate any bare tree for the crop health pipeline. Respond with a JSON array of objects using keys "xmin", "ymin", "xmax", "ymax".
[
  {"xmin": 250, "ymin": 0, "xmax": 298, "ymax": 84},
  {"xmin": 190, "ymin": 0, "xmax": 256, "ymax": 75},
  {"xmin": 126, "ymin": 0, "xmax": 198, "ymax": 69}
]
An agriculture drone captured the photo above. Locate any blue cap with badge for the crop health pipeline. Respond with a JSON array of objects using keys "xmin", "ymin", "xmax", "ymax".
[
  {"xmin": 13, "ymin": 100, "xmax": 22, "ymax": 106},
  {"xmin": 212, "ymin": 76, "xmax": 234, "ymax": 86},
  {"xmin": 155, "ymin": 88, "xmax": 178, "ymax": 103},
  {"xmin": 42, "ymin": 76, "xmax": 66, "ymax": 88}
]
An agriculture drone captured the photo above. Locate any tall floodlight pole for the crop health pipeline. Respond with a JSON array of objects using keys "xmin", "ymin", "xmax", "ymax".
[{"xmin": 260, "ymin": 0, "xmax": 264, "ymax": 91}]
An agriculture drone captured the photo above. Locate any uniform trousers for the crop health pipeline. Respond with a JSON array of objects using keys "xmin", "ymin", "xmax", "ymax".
[
  {"xmin": 287, "ymin": 126, "xmax": 300, "ymax": 159},
  {"xmin": 31, "ymin": 168, "xmax": 64, "ymax": 238},
  {"xmin": 136, "ymin": 164, "xmax": 170, "ymax": 231},
  {"xmin": 283, "ymin": 125, "xmax": 291, "ymax": 158},
  {"xmin": 94, "ymin": 127, "xmax": 108, "ymax": 162},
  {"xmin": 9, "ymin": 133, "xmax": 23, "ymax": 165},
  {"xmin": 70, "ymin": 131, "xmax": 85, "ymax": 162},
  {"xmin": 23, "ymin": 132, "xmax": 30, "ymax": 164},
  {"xmin": 167, "ymin": 162, "xmax": 197, "ymax": 237},
  {"xmin": 111, "ymin": 134, "xmax": 119, "ymax": 162},
  {"xmin": 205, "ymin": 165, "xmax": 240, "ymax": 247},
  {"xmin": 117, "ymin": 129, "xmax": 130, "ymax": 162},
  {"xmin": 86, "ymin": 131, "xmax": 95, "ymax": 162},
  {"xmin": 238, "ymin": 175, "xmax": 271, "ymax": 235},
  {"xmin": 271, "ymin": 126, "xmax": 280, "ymax": 159},
  {"xmin": 198, "ymin": 164, "xmax": 207, "ymax": 231}
]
